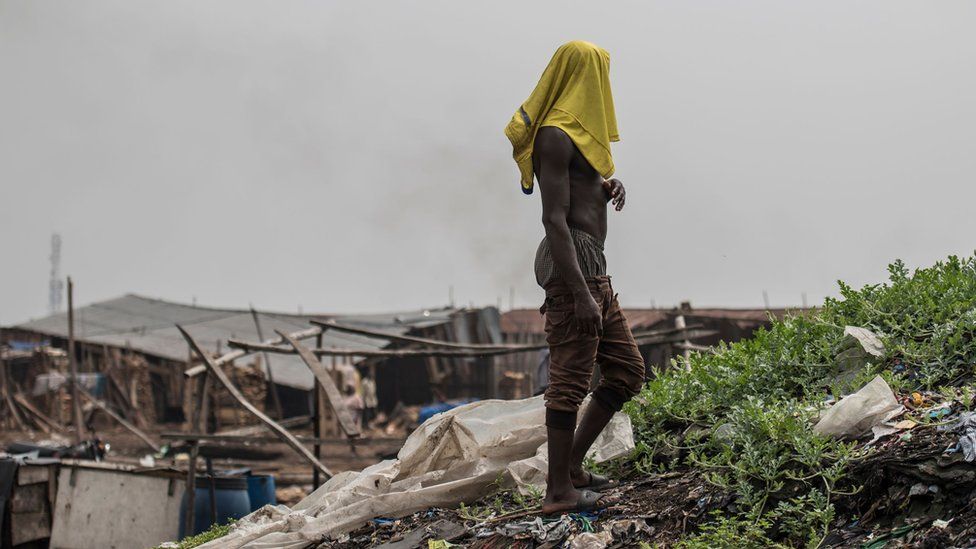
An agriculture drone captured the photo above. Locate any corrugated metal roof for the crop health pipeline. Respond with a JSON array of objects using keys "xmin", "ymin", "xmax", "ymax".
[{"xmin": 11, "ymin": 294, "xmax": 459, "ymax": 389}]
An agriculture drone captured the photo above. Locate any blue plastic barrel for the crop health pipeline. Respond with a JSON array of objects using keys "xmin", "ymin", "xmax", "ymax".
[
  {"xmin": 179, "ymin": 476, "xmax": 251, "ymax": 537},
  {"xmin": 246, "ymin": 474, "xmax": 276, "ymax": 510}
]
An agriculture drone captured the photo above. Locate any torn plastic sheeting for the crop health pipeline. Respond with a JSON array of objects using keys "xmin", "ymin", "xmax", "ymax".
[
  {"xmin": 197, "ymin": 395, "xmax": 633, "ymax": 549},
  {"xmin": 842, "ymin": 326, "xmax": 885, "ymax": 358},
  {"xmin": 814, "ymin": 376, "xmax": 902, "ymax": 439}
]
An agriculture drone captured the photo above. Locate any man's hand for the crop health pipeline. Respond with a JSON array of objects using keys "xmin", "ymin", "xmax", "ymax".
[
  {"xmin": 574, "ymin": 292, "xmax": 603, "ymax": 336},
  {"xmin": 602, "ymin": 178, "xmax": 626, "ymax": 211}
]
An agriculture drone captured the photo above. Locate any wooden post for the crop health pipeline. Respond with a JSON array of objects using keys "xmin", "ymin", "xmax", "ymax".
[
  {"xmin": 67, "ymin": 277, "xmax": 86, "ymax": 442},
  {"xmin": 177, "ymin": 325, "xmax": 332, "ymax": 477},
  {"xmin": 1, "ymin": 350, "xmax": 28, "ymax": 431},
  {"xmin": 250, "ymin": 306, "xmax": 284, "ymax": 419},
  {"xmin": 675, "ymin": 315, "xmax": 691, "ymax": 371},
  {"xmin": 313, "ymin": 332, "xmax": 323, "ymax": 488},
  {"xmin": 205, "ymin": 457, "xmax": 217, "ymax": 525},
  {"xmin": 186, "ymin": 440, "xmax": 199, "ymax": 536},
  {"xmin": 331, "ymin": 355, "xmax": 341, "ymax": 436}
]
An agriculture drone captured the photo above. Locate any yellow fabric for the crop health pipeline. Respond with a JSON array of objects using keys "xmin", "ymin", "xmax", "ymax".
[{"xmin": 504, "ymin": 40, "xmax": 619, "ymax": 195}]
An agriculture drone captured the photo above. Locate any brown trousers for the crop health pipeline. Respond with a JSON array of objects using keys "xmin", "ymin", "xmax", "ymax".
[{"xmin": 541, "ymin": 276, "xmax": 646, "ymax": 429}]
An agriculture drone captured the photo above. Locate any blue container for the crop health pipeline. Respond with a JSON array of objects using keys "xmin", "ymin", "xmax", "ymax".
[
  {"xmin": 246, "ymin": 474, "xmax": 276, "ymax": 511},
  {"xmin": 418, "ymin": 398, "xmax": 478, "ymax": 424},
  {"xmin": 179, "ymin": 476, "xmax": 251, "ymax": 538}
]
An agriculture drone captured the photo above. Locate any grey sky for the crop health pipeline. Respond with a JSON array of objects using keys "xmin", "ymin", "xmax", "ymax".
[{"xmin": 2, "ymin": 1, "xmax": 975, "ymax": 325}]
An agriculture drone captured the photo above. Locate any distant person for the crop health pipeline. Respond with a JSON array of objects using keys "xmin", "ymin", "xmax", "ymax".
[
  {"xmin": 342, "ymin": 385, "xmax": 364, "ymax": 429},
  {"xmin": 504, "ymin": 40, "xmax": 646, "ymax": 514},
  {"xmin": 360, "ymin": 373, "xmax": 378, "ymax": 426}
]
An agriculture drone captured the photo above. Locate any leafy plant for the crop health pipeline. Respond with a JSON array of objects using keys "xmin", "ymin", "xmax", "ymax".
[
  {"xmin": 156, "ymin": 520, "xmax": 236, "ymax": 549},
  {"xmin": 626, "ymin": 254, "xmax": 976, "ymax": 545}
]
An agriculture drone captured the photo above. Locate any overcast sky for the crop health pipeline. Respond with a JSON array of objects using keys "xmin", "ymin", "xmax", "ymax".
[{"xmin": 2, "ymin": 1, "xmax": 975, "ymax": 324}]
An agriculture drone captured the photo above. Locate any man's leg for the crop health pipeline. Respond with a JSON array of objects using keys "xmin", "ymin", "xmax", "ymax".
[
  {"xmin": 543, "ymin": 408, "xmax": 579, "ymax": 510},
  {"xmin": 569, "ymin": 397, "xmax": 616, "ymax": 485},
  {"xmin": 540, "ymin": 292, "xmax": 601, "ymax": 512},
  {"xmin": 569, "ymin": 289, "xmax": 646, "ymax": 481}
]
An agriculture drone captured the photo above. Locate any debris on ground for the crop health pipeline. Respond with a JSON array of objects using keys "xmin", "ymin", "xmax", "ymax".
[{"xmin": 199, "ymin": 395, "xmax": 635, "ymax": 548}]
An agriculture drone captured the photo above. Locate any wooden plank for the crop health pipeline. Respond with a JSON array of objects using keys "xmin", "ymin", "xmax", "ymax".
[
  {"xmin": 17, "ymin": 465, "xmax": 52, "ymax": 485},
  {"xmin": 228, "ymin": 340, "xmax": 531, "ymax": 357},
  {"xmin": 312, "ymin": 319, "xmax": 523, "ymax": 350},
  {"xmin": 215, "ymin": 415, "xmax": 309, "ymax": 436},
  {"xmin": 77, "ymin": 389, "xmax": 161, "ymax": 452},
  {"xmin": 160, "ymin": 432, "xmax": 403, "ymax": 445},
  {"xmin": 1, "ymin": 354, "xmax": 29, "ymax": 431},
  {"xmin": 228, "ymin": 328, "xmax": 718, "ymax": 359},
  {"xmin": 177, "ymin": 325, "xmax": 332, "ymax": 477},
  {"xmin": 14, "ymin": 393, "xmax": 66, "ymax": 434},
  {"xmin": 276, "ymin": 331, "xmax": 360, "ymax": 438},
  {"xmin": 183, "ymin": 326, "xmax": 321, "ymax": 378}
]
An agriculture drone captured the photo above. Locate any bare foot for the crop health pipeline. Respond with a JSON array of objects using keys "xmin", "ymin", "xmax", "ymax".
[{"xmin": 541, "ymin": 488, "xmax": 604, "ymax": 515}]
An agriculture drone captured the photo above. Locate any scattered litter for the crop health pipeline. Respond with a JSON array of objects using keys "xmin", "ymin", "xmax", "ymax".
[
  {"xmin": 928, "ymin": 404, "xmax": 953, "ymax": 419},
  {"xmin": 497, "ymin": 516, "xmax": 574, "ymax": 543},
  {"xmin": 608, "ymin": 518, "xmax": 654, "ymax": 544},
  {"xmin": 932, "ymin": 519, "xmax": 950, "ymax": 529},
  {"xmin": 938, "ymin": 410, "xmax": 976, "ymax": 461},
  {"xmin": 567, "ymin": 529, "xmax": 612, "ymax": 549}
]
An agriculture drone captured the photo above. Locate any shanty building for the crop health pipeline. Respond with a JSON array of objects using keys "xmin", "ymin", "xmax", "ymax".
[{"xmin": 2, "ymin": 295, "xmax": 504, "ymax": 427}]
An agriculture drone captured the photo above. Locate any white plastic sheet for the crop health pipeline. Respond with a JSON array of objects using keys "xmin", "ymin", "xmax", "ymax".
[
  {"xmin": 814, "ymin": 375, "xmax": 902, "ymax": 439},
  {"xmin": 199, "ymin": 395, "xmax": 634, "ymax": 549}
]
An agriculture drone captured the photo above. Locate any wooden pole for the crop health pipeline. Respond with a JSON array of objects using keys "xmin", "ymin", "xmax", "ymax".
[
  {"xmin": 77, "ymin": 388, "xmax": 161, "ymax": 452},
  {"xmin": 177, "ymin": 325, "xmax": 332, "ymax": 477},
  {"xmin": 277, "ymin": 331, "xmax": 359, "ymax": 438},
  {"xmin": 1, "ymin": 352, "xmax": 28, "ymax": 431},
  {"xmin": 250, "ymin": 306, "xmax": 284, "ymax": 420},
  {"xmin": 313, "ymin": 332, "xmax": 323, "ymax": 489},
  {"xmin": 185, "ymin": 440, "xmax": 199, "ymax": 536},
  {"xmin": 226, "ymin": 328, "xmax": 718, "ymax": 358},
  {"xmin": 67, "ymin": 277, "xmax": 86, "ymax": 442},
  {"xmin": 14, "ymin": 393, "xmax": 65, "ymax": 434},
  {"xmin": 675, "ymin": 315, "xmax": 691, "ymax": 371}
]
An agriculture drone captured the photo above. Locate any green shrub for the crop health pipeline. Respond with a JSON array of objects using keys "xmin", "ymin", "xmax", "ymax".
[{"xmin": 627, "ymin": 254, "xmax": 976, "ymax": 545}]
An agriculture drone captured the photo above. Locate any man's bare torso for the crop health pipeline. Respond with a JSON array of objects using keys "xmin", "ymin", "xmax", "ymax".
[{"xmin": 532, "ymin": 127, "xmax": 608, "ymax": 243}]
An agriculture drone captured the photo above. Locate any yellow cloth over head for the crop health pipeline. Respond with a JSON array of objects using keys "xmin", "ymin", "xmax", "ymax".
[{"xmin": 504, "ymin": 40, "xmax": 619, "ymax": 195}]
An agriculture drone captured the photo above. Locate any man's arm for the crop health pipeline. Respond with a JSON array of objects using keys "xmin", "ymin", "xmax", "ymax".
[{"xmin": 535, "ymin": 127, "xmax": 602, "ymax": 335}]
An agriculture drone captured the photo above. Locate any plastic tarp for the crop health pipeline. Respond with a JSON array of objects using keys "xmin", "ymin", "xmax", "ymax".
[
  {"xmin": 199, "ymin": 396, "xmax": 634, "ymax": 549},
  {"xmin": 814, "ymin": 375, "xmax": 902, "ymax": 439}
]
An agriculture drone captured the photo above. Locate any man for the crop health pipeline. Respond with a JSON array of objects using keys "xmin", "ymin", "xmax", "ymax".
[
  {"xmin": 342, "ymin": 385, "xmax": 365, "ymax": 430},
  {"xmin": 360, "ymin": 372, "xmax": 378, "ymax": 426},
  {"xmin": 504, "ymin": 40, "xmax": 645, "ymax": 514}
]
